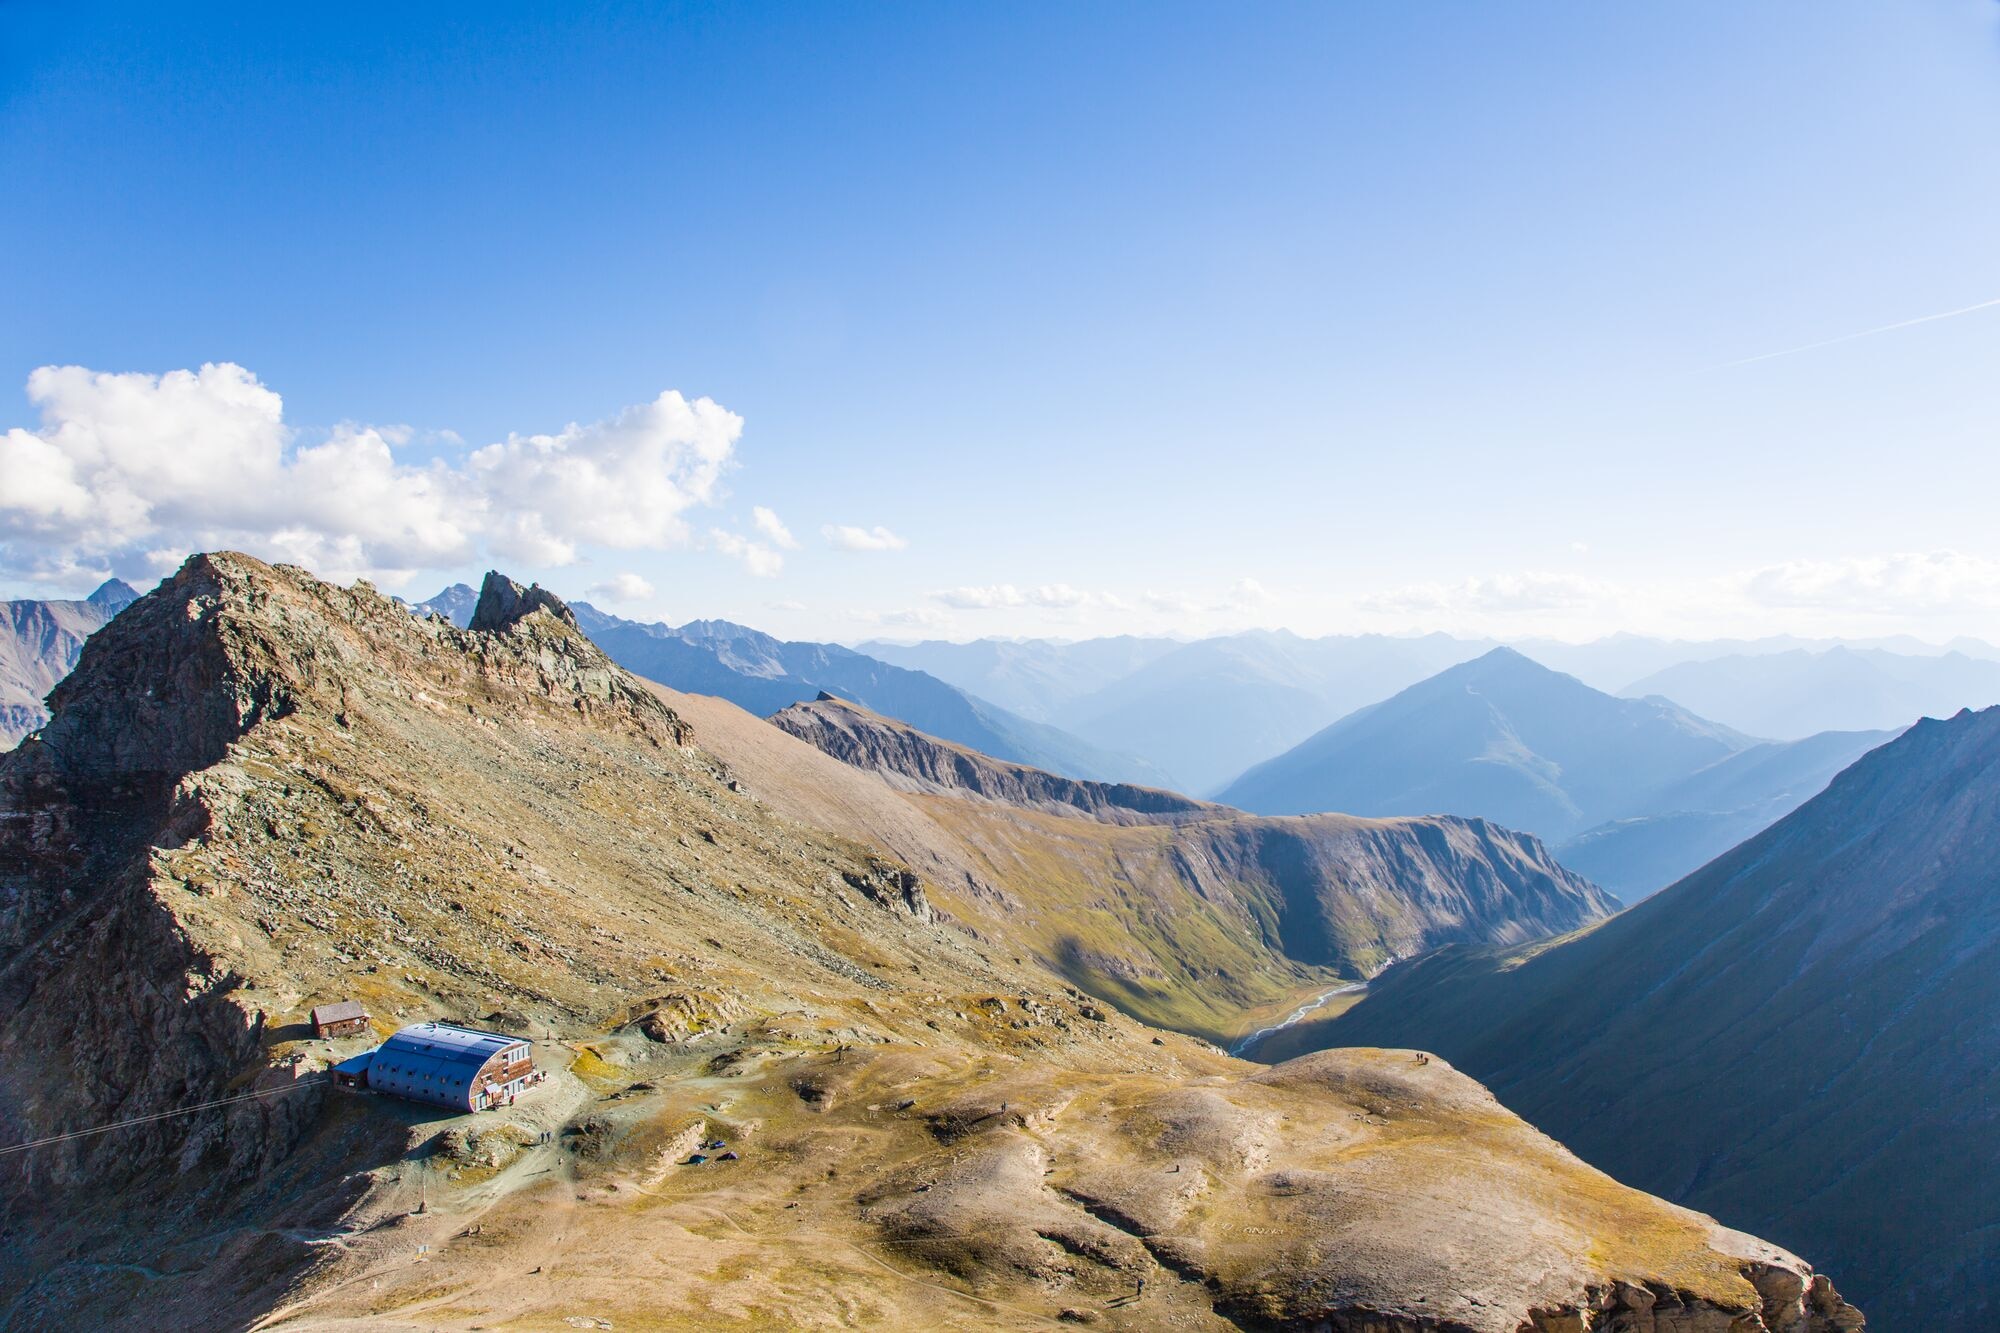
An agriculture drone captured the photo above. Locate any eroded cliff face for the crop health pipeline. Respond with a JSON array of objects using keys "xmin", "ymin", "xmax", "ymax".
[{"xmin": 0, "ymin": 555, "xmax": 1863, "ymax": 1331}]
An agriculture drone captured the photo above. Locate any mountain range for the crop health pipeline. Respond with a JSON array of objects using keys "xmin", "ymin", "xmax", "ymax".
[
  {"xmin": 414, "ymin": 583, "xmax": 1171, "ymax": 787},
  {"xmin": 1220, "ymin": 648, "xmax": 1752, "ymax": 837},
  {"xmin": 1622, "ymin": 646, "xmax": 2000, "ymax": 739},
  {"xmin": 1277, "ymin": 702, "xmax": 2000, "ymax": 1331},
  {"xmin": 1215, "ymin": 647, "xmax": 1898, "ymax": 900},
  {"xmin": 0, "ymin": 552, "xmax": 1862, "ymax": 1330},
  {"xmin": 418, "ymin": 591, "xmax": 1960, "ymax": 904},
  {"xmin": 0, "ymin": 578, "xmax": 137, "ymax": 746},
  {"xmin": 1553, "ymin": 725, "xmax": 1900, "ymax": 898},
  {"xmin": 869, "ymin": 629, "xmax": 1999, "ymax": 794},
  {"xmin": 869, "ymin": 629, "xmax": 1492, "ymax": 794}
]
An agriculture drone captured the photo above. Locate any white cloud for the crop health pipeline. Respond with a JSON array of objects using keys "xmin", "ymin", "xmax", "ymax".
[
  {"xmin": 585, "ymin": 572, "xmax": 655, "ymax": 603},
  {"xmin": 878, "ymin": 606, "xmax": 951, "ymax": 629},
  {"xmin": 752, "ymin": 505, "xmax": 798, "ymax": 549},
  {"xmin": 1735, "ymin": 551, "xmax": 2000, "ymax": 615},
  {"xmin": 1361, "ymin": 571, "xmax": 1611, "ymax": 615},
  {"xmin": 932, "ymin": 582, "xmax": 1101, "ymax": 611},
  {"xmin": 1033, "ymin": 582, "xmax": 1091, "ymax": 609},
  {"xmin": 1134, "ymin": 582, "xmax": 1276, "ymax": 617},
  {"xmin": 1142, "ymin": 590, "xmax": 1203, "ymax": 614},
  {"xmin": 823, "ymin": 523, "xmax": 907, "ymax": 552},
  {"xmin": 0, "ymin": 363, "xmax": 289, "ymax": 552},
  {"xmin": 0, "ymin": 363, "xmax": 746, "ymax": 588},
  {"xmin": 936, "ymin": 584, "xmax": 1026, "ymax": 610},
  {"xmin": 767, "ymin": 598, "xmax": 807, "ymax": 612},
  {"xmin": 468, "ymin": 390, "xmax": 741, "ymax": 567},
  {"xmin": 1228, "ymin": 577, "xmax": 1277, "ymax": 608},
  {"xmin": 711, "ymin": 528, "xmax": 784, "ymax": 578}
]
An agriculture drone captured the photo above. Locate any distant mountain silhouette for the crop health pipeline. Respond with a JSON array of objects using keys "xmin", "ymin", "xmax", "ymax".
[
  {"xmin": 860, "ymin": 635, "xmax": 1182, "ymax": 722},
  {"xmin": 409, "ymin": 581, "xmax": 480, "ymax": 627},
  {"xmin": 1622, "ymin": 646, "xmax": 2000, "ymax": 738},
  {"xmin": 1288, "ymin": 704, "xmax": 2000, "ymax": 1331},
  {"xmin": 0, "ymin": 578, "xmax": 138, "ymax": 746},
  {"xmin": 864, "ymin": 630, "xmax": 2000, "ymax": 795},
  {"xmin": 1556, "ymin": 726, "xmax": 1899, "ymax": 900},
  {"xmin": 454, "ymin": 594, "xmax": 1173, "ymax": 786},
  {"xmin": 1047, "ymin": 630, "xmax": 1493, "ymax": 795},
  {"xmin": 1218, "ymin": 648, "xmax": 1749, "ymax": 841}
]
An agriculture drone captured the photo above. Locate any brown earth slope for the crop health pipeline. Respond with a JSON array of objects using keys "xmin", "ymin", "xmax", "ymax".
[
  {"xmin": 0, "ymin": 555, "xmax": 1859, "ymax": 1331},
  {"xmin": 767, "ymin": 693, "xmax": 1618, "ymax": 1044}
]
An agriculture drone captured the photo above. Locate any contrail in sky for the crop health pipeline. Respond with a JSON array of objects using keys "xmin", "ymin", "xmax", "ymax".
[{"xmin": 1708, "ymin": 294, "xmax": 2000, "ymax": 371}]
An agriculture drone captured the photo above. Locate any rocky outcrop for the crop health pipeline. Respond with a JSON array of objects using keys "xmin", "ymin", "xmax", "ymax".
[
  {"xmin": 841, "ymin": 855, "xmax": 937, "ymax": 922},
  {"xmin": 468, "ymin": 569, "xmax": 581, "ymax": 633}
]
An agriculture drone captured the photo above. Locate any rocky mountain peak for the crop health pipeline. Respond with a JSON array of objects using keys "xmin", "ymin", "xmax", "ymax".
[
  {"xmin": 86, "ymin": 577, "xmax": 139, "ymax": 612},
  {"xmin": 469, "ymin": 570, "xmax": 581, "ymax": 633},
  {"xmin": 30, "ymin": 552, "xmax": 680, "ymax": 796}
]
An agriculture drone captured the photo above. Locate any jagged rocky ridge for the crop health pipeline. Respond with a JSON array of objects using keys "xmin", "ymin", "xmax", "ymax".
[
  {"xmin": 0, "ymin": 555, "xmax": 1861, "ymax": 1330},
  {"xmin": 776, "ymin": 690, "xmax": 1220, "ymax": 824}
]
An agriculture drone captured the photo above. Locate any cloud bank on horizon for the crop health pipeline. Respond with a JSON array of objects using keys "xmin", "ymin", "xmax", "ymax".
[{"xmin": 3, "ymin": 362, "xmax": 1998, "ymax": 645}]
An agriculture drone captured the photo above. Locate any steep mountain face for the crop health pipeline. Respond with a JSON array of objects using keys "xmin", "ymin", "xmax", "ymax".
[
  {"xmin": 767, "ymin": 693, "xmax": 1618, "ymax": 1041},
  {"xmin": 1555, "ymin": 727, "xmax": 1899, "ymax": 901},
  {"xmin": 1623, "ymin": 646, "xmax": 2000, "ymax": 739},
  {"xmin": 1220, "ymin": 648, "xmax": 1751, "ymax": 839},
  {"xmin": 0, "ymin": 578, "xmax": 137, "ymax": 745},
  {"xmin": 0, "ymin": 553, "xmax": 1860, "ymax": 1331},
  {"xmin": 859, "ymin": 634, "xmax": 1184, "ymax": 722},
  {"xmin": 553, "ymin": 598, "xmax": 1174, "ymax": 787},
  {"xmin": 1282, "ymin": 706, "xmax": 2000, "ymax": 1330},
  {"xmin": 1053, "ymin": 630, "xmax": 1493, "ymax": 795}
]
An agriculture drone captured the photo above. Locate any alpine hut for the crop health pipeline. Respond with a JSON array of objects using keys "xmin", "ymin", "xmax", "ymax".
[
  {"xmin": 354, "ymin": 1021, "xmax": 539, "ymax": 1111},
  {"xmin": 310, "ymin": 999, "xmax": 370, "ymax": 1039}
]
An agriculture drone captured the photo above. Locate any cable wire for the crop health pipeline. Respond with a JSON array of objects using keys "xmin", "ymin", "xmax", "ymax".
[{"xmin": 0, "ymin": 1073, "xmax": 330, "ymax": 1157}]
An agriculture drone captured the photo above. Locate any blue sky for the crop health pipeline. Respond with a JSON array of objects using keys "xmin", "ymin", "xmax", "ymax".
[{"xmin": 4, "ymin": 2, "xmax": 1999, "ymax": 643}]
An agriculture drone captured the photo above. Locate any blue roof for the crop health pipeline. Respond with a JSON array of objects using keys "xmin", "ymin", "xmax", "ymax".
[
  {"xmin": 365, "ymin": 1022, "xmax": 530, "ymax": 1109},
  {"xmin": 382, "ymin": 1022, "xmax": 519, "ymax": 1068}
]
